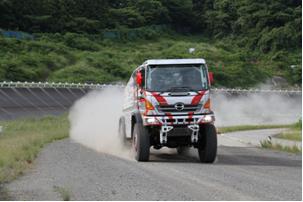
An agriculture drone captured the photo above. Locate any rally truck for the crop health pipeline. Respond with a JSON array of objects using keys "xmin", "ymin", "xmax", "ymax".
[{"xmin": 119, "ymin": 59, "xmax": 217, "ymax": 163}]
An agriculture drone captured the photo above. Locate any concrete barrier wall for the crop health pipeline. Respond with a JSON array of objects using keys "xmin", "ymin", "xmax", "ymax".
[{"xmin": 0, "ymin": 82, "xmax": 301, "ymax": 121}]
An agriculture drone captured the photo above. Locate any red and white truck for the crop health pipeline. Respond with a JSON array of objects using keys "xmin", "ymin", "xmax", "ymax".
[{"xmin": 119, "ymin": 59, "xmax": 217, "ymax": 163}]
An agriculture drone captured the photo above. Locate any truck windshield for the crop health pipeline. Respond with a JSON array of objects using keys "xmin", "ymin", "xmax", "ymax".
[{"xmin": 146, "ymin": 65, "xmax": 209, "ymax": 92}]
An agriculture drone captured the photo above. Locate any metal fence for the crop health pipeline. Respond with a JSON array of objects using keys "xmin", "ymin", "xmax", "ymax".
[
  {"xmin": 102, "ymin": 25, "xmax": 170, "ymax": 40},
  {"xmin": 0, "ymin": 81, "xmax": 301, "ymax": 121},
  {"xmin": 0, "ymin": 30, "xmax": 34, "ymax": 40},
  {"xmin": 1, "ymin": 81, "xmax": 301, "ymax": 93}
]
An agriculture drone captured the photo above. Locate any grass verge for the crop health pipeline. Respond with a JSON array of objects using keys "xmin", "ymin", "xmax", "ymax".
[
  {"xmin": 0, "ymin": 115, "xmax": 69, "ymax": 184},
  {"xmin": 276, "ymin": 119, "xmax": 302, "ymax": 141},
  {"xmin": 276, "ymin": 129, "xmax": 302, "ymax": 141},
  {"xmin": 218, "ymin": 124, "xmax": 292, "ymax": 134},
  {"xmin": 260, "ymin": 140, "xmax": 301, "ymax": 154}
]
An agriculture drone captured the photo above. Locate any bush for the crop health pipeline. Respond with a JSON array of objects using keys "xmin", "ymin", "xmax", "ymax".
[
  {"xmin": 63, "ymin": 33, "xmax": 100, "ymax": 51},
  {"xmin": 48, "ymin": 62, "xmax": 116, "ymax": 83},
  {"xmin": 0, "ymin": 65, "xmax": 5, "ymax": 80},
  {"xmin": 294, "ymin": 119, "xmax": 302, "ymax": 130}
]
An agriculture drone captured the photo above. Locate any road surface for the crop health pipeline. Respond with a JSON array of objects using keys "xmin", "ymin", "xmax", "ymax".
[
  {"xmin": 5, "ymin": 129, "xmax": 302, "ymax": 200},
  {"xmin": 221, "ymin": 128, "xmax": 302, "ymax": 148}
]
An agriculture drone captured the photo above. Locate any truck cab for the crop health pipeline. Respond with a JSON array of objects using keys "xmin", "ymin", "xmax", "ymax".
[{"xmin": 119, "ymin": 59, "xmax": 217, "ymax": 163}]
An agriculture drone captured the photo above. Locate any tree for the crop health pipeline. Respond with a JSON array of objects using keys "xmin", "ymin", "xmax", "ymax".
[
  {"xmin": 161, "ymin": 0, "xmax": 193, "ymax": 29},
  {"xmin": 135, "ymin": 0, "xmax": 170, "ymax": 25},
  {"xmin": 109, "ymin": 7, "xmax": 145, "ymax": 28}
]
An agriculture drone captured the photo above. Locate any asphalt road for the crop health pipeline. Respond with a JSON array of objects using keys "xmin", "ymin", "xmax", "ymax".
[{"xmin": 5, "ymin": 129, "xmax": 302, "ymax": 201}]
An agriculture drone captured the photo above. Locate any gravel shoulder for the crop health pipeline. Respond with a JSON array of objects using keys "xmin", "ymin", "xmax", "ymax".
[{"xmin": 5, "ymin": 129, "xmax": 302, "ymax": 201}]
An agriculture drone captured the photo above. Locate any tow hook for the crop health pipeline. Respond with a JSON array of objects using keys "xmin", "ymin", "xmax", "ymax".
[
  {"xmin": 160, "ymin": 125, "xmax": 173, "ymax": 144},
  {"xmin": 188, "ymin": 124, "xmax": 199, "ymax": 143}
]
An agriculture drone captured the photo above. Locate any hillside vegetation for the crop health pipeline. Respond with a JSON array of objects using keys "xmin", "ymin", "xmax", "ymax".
[{"xmin": 0, "ymin": 0, "xmax": 301, "ymax": 87}]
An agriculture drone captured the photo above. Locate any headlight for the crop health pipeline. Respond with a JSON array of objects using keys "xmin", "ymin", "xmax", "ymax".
[
  {"xmin": 146, "ymin": 117, "xmax": 157, "ymax": 124},
  {"xmin": 199, "ymin": 115, "xmax": 214, "ymax": 123},
  {"xmin": 144, "ymin": 117, "xmax": 161, "ymax": 125}
]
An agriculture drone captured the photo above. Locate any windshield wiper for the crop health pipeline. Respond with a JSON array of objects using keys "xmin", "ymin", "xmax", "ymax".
[{"xmin": 166, "ymin": 86, "xmax": 199, "ymax": 93}]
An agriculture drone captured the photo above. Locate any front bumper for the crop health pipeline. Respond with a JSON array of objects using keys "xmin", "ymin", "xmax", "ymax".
[{"xmin": 143, "ymin": 114, "xmax": 215, "ymax": 126}]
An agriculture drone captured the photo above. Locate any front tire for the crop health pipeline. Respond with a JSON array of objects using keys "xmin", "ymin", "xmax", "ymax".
[
  {"xmin": 198, "ymin": 124, "xmax": 217, "ymax": 163},
  {"xmin": 133, "ymin": 123, "xmax": 150, "ymax": 161}
]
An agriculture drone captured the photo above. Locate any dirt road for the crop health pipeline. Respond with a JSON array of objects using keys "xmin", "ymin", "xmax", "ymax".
[{"xmin": 5, "ymin": 129, "xmax": 302, "ymax": 200}]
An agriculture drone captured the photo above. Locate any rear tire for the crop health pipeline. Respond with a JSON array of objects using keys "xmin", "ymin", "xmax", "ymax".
[
  {"xmin": 198, "ymin": 124, "xmax": 217, "ymax": 163},
  {"xmin": 133, "ymin": 123, "xmax": 150, "ymax": 161}
]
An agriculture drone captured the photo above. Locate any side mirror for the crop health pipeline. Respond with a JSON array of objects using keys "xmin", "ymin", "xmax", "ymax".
[
  {"xmin": 208, "ymin": 72, "xmax": 214, "ymax": 85},
  {"xmin": 136, "ymin": 71, "xmax": 143, "ymax": 87}
]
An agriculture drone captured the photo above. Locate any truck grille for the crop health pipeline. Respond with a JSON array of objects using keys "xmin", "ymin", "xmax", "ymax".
[
  {"xmin": 158, "ymin": 104, "xmax": 200, "ymax": 113},
  {"xmin": 168, "ymin": 127, "xmax": 191, "ymax": 136}
]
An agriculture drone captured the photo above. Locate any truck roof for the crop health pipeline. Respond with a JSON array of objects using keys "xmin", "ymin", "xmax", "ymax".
[{"xmin": 143, "ymin": 58, "xmax": 206, "ymax": 66}]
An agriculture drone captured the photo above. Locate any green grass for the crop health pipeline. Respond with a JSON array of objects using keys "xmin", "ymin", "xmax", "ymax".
[
  {"xmin": 0, "ymin": 115, "xmax": 69, "ymax": 184},
  {"xmin": 276, "ymin": 129, "xmax": 302, "ymax": 141},
  {"xmin": 218, "ymin": 124, "xmax": 292, "ymax": 134},
  {"xmin": 276, "ymin": 119, "xmax": 302, "ymax": 141},
  {"xmin": 260, "ymin": 139, "xmax": 301, "ymax": 154}
]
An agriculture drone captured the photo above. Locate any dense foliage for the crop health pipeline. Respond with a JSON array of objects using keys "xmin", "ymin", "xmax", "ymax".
[
  {"xmin": 0, "ymin": 33, "xmax": 300, "ymax": 87},
  {"xmin": 0, "ymin": 0, "xmax": 301, "ymax": 86},
  {"xmin": 1, "ymin": 0, "xmax": 301, "ymax": 51}
]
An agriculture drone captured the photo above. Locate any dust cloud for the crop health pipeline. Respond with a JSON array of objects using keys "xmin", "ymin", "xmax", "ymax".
[
  {"xmin": 69, "ymin": 87, "xmax": 131, "ymax": 158},
  {"xmin": 213, "ymin": 91, "xmax": 302, "ymax": 127}
]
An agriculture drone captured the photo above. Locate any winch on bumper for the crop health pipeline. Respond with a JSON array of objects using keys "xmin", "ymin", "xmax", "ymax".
[{"xmin": 143, "ymin": 114, "xmax": 215, "ymax": 145}]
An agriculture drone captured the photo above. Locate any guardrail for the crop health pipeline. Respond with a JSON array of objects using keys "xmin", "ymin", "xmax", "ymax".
[
  {"xmin": 212, "ymin": 88, "xmax": 302, "ymax": 94},
  {"xmin": 0, "ymin": 81, "xmax": 125, "ymax": 89},
  {"xmin": 0, "ymin": 81, "xmax": 301, "ymax": 94}
]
